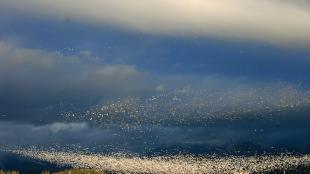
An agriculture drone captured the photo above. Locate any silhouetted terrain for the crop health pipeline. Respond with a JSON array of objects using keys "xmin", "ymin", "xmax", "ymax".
[{"xmin": 0, "ymin": 152, "xmax": 65, "ymax": 174}]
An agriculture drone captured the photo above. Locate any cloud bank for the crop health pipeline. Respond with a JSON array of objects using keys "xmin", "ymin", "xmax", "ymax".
[
  {"xmin": 0, "ymin": 42, "xmax": 152, "ymax": 100},
  {"xmin": 0, "ymin": 42, "xmax": 152, "ymax": 98},
  {"xmin": 1, "ymin": 0, "xmax": 310, "ymax": 46},
  {"xmin": 0, "ymin": 42, "xmax": 154, "ymax": 123}
]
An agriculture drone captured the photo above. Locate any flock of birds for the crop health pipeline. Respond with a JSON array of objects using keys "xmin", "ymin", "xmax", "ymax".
[
  {"xmin": 6, "ymin": 148, "xmax": 310, "ymax": 174},
  {"xmin": 61, "ymin": 86, "xmax": 310, "ymax": 127},
  {"xmin": 4, "ymin": 86, "xmax": 310, "ymax": 173}
]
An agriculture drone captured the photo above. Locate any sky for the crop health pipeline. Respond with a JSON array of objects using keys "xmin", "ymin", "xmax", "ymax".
[{"xmin": 1, "ymin": 0, "xmax": 310, "ymax": 155}]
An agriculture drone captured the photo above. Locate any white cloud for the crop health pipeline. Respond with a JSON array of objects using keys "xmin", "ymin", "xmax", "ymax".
[
  {"xmin": 34, "ymin": 122, "xmax": 88, "ymax": 133},
  {"xmin": 1, "ymin": 0, "xmax": 310, "ymax": 46}
]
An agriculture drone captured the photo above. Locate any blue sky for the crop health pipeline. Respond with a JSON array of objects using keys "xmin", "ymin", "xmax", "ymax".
[{"xmin": 1, "ymin": 0, "xmax": 310, "ymax": 155}]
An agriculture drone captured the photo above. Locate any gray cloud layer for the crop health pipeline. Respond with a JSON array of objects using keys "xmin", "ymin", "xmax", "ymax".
[{"xmin": 1, "ymin": 0, "xmax": 310, "ymax": 46}]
